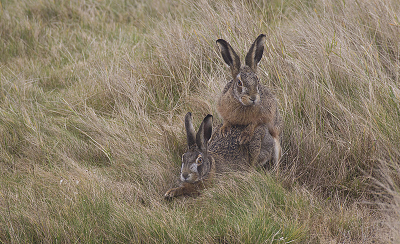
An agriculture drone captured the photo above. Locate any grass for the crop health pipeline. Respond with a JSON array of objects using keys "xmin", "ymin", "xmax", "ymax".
[{"xmin": 1, "ymin": 0, "xmax": 400, "ymax": 243}]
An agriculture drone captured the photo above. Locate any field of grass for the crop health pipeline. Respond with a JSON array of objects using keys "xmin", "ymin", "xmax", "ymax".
[{"xmin": 1, "ymin": 0, "xmax": 400, "ymax": 243}]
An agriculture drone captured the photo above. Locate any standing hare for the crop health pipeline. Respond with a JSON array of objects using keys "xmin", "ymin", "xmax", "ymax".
[
  {"xmin": 216, "ymin": 34, "xmax": 283, "ymax": 164},
  {"xmin": 164, "ymin": 112, "xmax": 275, "ymax": 198}
]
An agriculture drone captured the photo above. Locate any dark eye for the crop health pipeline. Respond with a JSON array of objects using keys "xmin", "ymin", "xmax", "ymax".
[
  {"xmin": 237, "ymin": 79, "xmax": 243, "ymax": 87},
  {"xmin": 196, "ymin": 156, "xmax": 203, "ymax": 165}
]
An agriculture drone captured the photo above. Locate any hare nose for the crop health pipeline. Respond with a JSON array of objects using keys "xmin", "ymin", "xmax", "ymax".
[
  {"xmin": 250, "ymin": 96, "xmax": 257, "ymax": 102},
  {"xmin": 182, "ymin": 172, "xmax": 189, "ymax": 180}
]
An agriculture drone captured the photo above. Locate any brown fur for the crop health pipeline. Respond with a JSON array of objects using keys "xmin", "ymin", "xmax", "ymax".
[
  {"xmin": 217, "ymin": 78, "xmax": 281, "ymax": 138},
  {"xmin": 216, "ymin": 35, "xmax": 283, "ymax": 164}
]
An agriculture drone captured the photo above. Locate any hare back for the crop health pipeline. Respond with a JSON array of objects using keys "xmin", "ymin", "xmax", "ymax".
[
  {"xmin": 209, "ymin": 124, "xmax": 275, "ymax": 172},
  {"xmin": 209, "ymin": 124, "xmax": 250, "ymax": 172}
]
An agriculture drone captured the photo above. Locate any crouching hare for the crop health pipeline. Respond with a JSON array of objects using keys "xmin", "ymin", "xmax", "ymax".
[
  {"xmin": 216, "ymin": 34, "xmax": 283, "ymax": 165},
  {"xmin": 164, "ymin": 112, "xmax": 275, "ymax": 198}
]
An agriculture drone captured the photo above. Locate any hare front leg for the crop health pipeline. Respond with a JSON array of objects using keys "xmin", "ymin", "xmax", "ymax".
[
  {"xmin": 248, "ymin": 124, "xmax": 275, "ymax": 168},
  {"xmin": 164, "ymin": 183, "xmax": 199, "ymax": 198},
  {"xmin": 248, "ymin": 131, "xmax": 262, "ymax": 167},
  {"xmin": 240, "ymin": 122, "xmax": 257, "ymax": 145},
  {"xmin": 220, "ymin": 121, "xmax": 233, "ymax": 136},
  {"xmin": 164, "ymin": 186, "xmax": 186, "ymax": 198}
]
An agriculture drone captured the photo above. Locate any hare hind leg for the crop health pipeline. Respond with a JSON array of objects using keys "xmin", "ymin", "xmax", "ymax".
[
  {"xmin": 273, "ymin": 137, "xmax": 281, "ymax": 169},
  {"xmin": 266, "ymin": 123, "xmax": 282, "ymax": 167}
]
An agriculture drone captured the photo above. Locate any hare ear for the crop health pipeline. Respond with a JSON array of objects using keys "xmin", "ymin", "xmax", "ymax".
[
  {"xmin": 185, "ymin": 112, "xmax": 196, "ymax": 149},
  {"xmin": 245, "ymin": 34, "xmax": 266, "ymax": 72},
  {"xmin": 196, "ymin": 114, "xmax": 213, "ymax": 152},
  {"xmin": 216, "ymin": 39, "xmax": 241, "ymax": 78}
]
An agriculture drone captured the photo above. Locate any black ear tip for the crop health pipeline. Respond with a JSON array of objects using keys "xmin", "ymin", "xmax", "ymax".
[
  {"xmin": 185, "ymin": 112, "xmax": 192, "ymax": 118},
  {"xmin": 203, "ymin": 114, "xmax": 213, "ymax": 124},
  {"xmin": 256, "ymin": 34, "xmax": 266, "ymax": 39},
  {"xmin": 185, "ymin": 112, "xmax": 193, "ymax": 126},
  {"xmin": 216, "ymin": 39, "xmax": 227, "ymax": 46},
  {"xmin": 257, "ymin": 34, "xmax": 266, "ymax": 43},
  {"xmin": 205, "ymin": 114, "xmax": 213, "ymax": 126}
]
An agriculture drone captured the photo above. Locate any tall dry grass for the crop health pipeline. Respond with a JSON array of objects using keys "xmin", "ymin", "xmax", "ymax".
[
  {"xmin": 0, "ymin": 0, "xmax": 399, "ymax": 242},
  {"xmin": 269, "ymin": 0, "xmax": 400, "ymax": 198}
]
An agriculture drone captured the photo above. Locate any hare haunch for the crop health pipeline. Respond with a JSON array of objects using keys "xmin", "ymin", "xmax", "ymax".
[
  {"xmin": 216, "ymin": 34, "xmax": 283, "ymax": 164},
  {"xmin": 164, "ymin": 112, "xmax": 275, "ymax": 198}
]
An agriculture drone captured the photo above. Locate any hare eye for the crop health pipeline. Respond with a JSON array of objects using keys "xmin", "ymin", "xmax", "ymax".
[
  {"xmin": 237, "ymin": 79, "xmax": 243, "ymax": 87},
  {"xmin": 196, "ymin": 156, "xmax": 203, "ymax": 165}
]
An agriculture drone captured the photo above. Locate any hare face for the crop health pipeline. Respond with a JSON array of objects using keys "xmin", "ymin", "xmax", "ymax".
[
  {"xmin": 234, "ymin": 67, "xmax": 261, "ymax": 106},
  {"xmin": 180, "ymin": 152, "xmax": 207, "ymax": 183}
]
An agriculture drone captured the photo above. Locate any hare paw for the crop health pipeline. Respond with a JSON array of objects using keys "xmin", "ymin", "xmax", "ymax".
[
  {"xmin": 164, "ymin": 188, "xmax": 179, "ymax": 198},
  {"xmin": 220, "ymin": 124, "xmax": 231, "ymax": 136}
]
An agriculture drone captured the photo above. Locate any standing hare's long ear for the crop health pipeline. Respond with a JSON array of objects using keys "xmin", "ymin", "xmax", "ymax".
[
  {"xmin": 216, "ymin": 39, "xmax": 241, "ymax": 78},
  {"xmin": 245, "ymin": 34, "xmax": 266, "ymax": 72},
  {"xmin": 196, "ymin": 114, "xmax": 213, "ymax": 152},
  {"xmin": 185, "ymin": 112, "xmax": 196, "ymax": 150}
]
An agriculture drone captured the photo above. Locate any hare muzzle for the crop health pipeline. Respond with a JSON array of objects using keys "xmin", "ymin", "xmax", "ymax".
[
  {"xmin": 180, "ymin": 172, "xmax": 197, "ymax": 183},
  {"xmin": 180, "ymin": 161, "xmax": 200, "ymax": 183},
  {"xmin": 240, "ymin": 93, "xmax": 260, "ymax": 106}
]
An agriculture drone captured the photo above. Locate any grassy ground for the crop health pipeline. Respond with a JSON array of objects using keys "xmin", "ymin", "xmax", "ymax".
[{"xmin": 1, "ymin": 0, "xmax": 399, "ymax": 243}]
